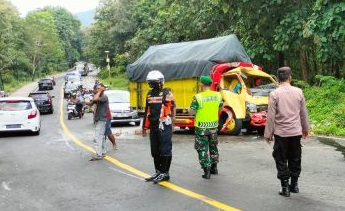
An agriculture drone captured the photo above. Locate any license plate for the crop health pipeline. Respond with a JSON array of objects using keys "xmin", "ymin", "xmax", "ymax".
[{"xmin": 6, "ymin": 124, "xmax": 21, "ymax": 129}]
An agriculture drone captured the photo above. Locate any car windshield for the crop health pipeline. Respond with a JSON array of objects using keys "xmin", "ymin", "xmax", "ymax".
[
  {"xmin": 107, "ymin": 92, "xmax": 129, "ymax": 103},
  {"xmin": 29, "ymin": 94, "xmax": 48, "ymax": 99},
  {"xmin": 40, "ymin": 79, "xmax": 52, "ymax": 83},
  {"xmin": 67, "ymin": 76, "xmax": 80, "ymax": 82},
  {"xmin": 76, "ymin": 66, "xmax": 84, "ymax": 71},
  {"xmin": 0, "ymin": 100, "xmax": 32, "ymax": 111}
]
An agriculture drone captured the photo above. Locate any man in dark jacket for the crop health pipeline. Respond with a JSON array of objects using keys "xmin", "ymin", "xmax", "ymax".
[{"xmin": 142, "ymin": 70, "xmax": 175, "ymax": 183}]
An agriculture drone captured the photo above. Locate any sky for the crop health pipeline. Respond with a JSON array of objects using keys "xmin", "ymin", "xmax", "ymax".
[{"xmin": 9, "ymin": 0, "xmax": 100, "ymax": 16}]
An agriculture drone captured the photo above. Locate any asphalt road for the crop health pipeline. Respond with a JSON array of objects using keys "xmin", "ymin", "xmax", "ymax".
[{"xmin": 0, "ymin": 73, "xmax": 344, "ymax": 211}]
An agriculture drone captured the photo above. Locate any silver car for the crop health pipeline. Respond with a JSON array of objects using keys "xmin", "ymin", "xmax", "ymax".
[{"xmin": 104, "ymin": 90, "xmax": 141, "ymax": 126}]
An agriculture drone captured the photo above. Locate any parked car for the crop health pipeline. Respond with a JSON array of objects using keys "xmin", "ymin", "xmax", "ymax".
[
  {"xmin": 28, "ymin": 91, "xmax": 54, "ymax": 114},
  {"xmin": 0, "ymin": 97, "xmax": 41, "ymax": 135},
  {"xmin": 38, "ymin": 78, "xmax": 54, "ymax": 91},
  {"xmin": 104, "ymin": 90, "xmax": 141, "ymax": 126}
]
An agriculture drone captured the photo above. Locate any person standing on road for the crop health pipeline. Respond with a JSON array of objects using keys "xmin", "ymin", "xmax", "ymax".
[
  {"xmin": 142, "ymin": 70, "xmax": 175, "ymax": 183},
  {"xmin": 105, "ymin": 105, "xmax": 117, "ymax": 149},
  {"xmin": 189, "ymin": 76, "xmax": 223, "ymax": 179},
  {"xmin": 86, "ymin": 85, "xmax": 117, "ymax": 151},
  {"xmin": 89, "ymin": 83, "xmax": 109, "ymax": 161},
  {"xmin": 264, "ymin": 66, "xmax": 309, "ymax": 197}
]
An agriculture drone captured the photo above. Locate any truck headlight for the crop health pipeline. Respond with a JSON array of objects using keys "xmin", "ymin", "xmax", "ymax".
[{"xmin": 246, "ymin": 102, "xmax": 257, "ymax": 113}]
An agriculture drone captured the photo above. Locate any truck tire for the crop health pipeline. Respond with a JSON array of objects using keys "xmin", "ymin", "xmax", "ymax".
[{"xmin": 218, "ymin": 111, "xmax": 242, "ymax": 135}]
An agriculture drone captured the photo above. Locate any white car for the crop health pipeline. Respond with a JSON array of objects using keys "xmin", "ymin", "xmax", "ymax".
[
  {"xmin": 104, "ymin": 90, "xmax": 141, "ymax": 126},
  {"xmin": 0, "ymin": 97, "xmax": 41, "ymax": 135}
]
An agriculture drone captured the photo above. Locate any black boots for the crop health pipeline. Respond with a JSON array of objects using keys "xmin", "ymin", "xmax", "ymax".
[
  {"xmin": 290, "ymin": 177, "xmax": 299, "ymax": 193},
  {"xmin": 279, "ymin": 179, "xmax": 290, "ymax": 197},
  {"xmin": 202, "ymin": 168, "xmax": 211, "ymax": 179},
  {"xmin": 210, "ymin": 163, "xmax": 218, "ymax": 174}
]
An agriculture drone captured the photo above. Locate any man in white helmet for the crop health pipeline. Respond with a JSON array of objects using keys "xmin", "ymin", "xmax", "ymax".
[{"xmin": 142, "ymin": 70, "xmax": 175, "ymax": 183}]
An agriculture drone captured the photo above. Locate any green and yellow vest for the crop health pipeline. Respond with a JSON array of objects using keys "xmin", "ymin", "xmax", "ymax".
[{"xmin": 194, "ymin": 90, "xmax": 222, "ymax": 128}]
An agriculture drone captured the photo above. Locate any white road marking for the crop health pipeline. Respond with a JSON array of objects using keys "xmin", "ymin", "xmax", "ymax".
[{"xmin": 109, "ymin": 167, "xmax": 145, "ymax": 181}]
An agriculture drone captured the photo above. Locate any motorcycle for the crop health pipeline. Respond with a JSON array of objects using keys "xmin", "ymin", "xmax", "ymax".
[{"xmin": 67, "ymin": 102, "xmax": 84, "ymax": 120}]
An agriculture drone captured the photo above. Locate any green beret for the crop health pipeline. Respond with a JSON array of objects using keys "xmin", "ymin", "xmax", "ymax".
[{"xmin": 200, "ymin": 75, "xmax": 212, "ymax": 85}]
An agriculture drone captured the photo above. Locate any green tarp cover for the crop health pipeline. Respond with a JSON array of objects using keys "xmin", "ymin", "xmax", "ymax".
[{"xmin": 127, "ymin": 34, "xmax": 251, "ymax": 82}]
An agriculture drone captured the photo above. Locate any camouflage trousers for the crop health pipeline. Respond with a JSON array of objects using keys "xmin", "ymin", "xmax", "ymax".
[{"xmin": 194, "ymin": 127, "xmax": 219, "ymax": 169}]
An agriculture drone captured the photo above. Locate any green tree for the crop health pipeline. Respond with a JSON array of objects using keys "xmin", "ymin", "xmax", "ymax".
[
  {"xmin": 42, "ymin": 7, "xmax": 83, "ymax": 68},
  {"xmin": 24, "ymin": 10, "xmax": 65, "ymax": 80},
  {"xmin": 0, "ymin": 0, "xmax": 29, "ymax": 89}
]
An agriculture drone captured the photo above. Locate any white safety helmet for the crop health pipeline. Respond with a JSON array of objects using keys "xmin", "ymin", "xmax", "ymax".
[{"xmin": 146, "ymin": 70, "xmax": 164, "ymax": 83}]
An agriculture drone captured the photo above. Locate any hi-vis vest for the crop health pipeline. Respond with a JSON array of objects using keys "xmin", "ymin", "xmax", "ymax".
[{"xmin": 194, "ymin": 90, "xmax": 222, "ymax": 128}]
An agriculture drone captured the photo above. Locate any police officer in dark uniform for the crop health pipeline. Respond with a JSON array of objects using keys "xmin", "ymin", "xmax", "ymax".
[{"xmin": 142, "ymin": 70, "xmax": 175, "ymax": 183}]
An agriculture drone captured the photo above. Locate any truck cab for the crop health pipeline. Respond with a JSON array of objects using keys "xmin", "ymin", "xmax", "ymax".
[{"xmin": 211, "ymin": 63, "xmax": 277, "ymax": 135}]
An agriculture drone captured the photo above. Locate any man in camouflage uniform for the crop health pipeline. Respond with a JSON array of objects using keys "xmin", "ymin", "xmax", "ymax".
[{"xmin": 190, "ymin": 76, "xmax": 223, "ymax": 179}]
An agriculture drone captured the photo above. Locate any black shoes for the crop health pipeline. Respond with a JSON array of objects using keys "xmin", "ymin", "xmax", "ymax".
[
  {"xmin": 279, "ymin": 179, "xmax": 290, "ymax": 197},
  {"xmin": 202, "ymin": 168, "xmax": 211, "ymax": 179},
  {"xmin": 152, "ymin": 173, "xmax": 170, "ymax": 183},
  {"xmin": 210, "ymin": 163, "xmax": 218, "ymax": 175},
  {"xmin": 145, "ymin": 172, "xmax": 160, "ymax": 182},
  {"xmin": 146, "ymin": 172, "xmax": 170, "ymax": 183},
  {"xmin": 290, "ymin": 178, "xmax": 299, "ymax": 193}
]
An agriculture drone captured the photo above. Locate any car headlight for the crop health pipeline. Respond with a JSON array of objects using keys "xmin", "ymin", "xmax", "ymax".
[{"xmin": 246, "ymin": 102, "xmax": 257, "ymax": 113}]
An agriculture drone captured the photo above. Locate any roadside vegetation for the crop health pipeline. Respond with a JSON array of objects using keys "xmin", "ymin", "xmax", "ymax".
[
  {"xmin": 1, "ymin": 0, "xmax": 344, "ymax": 137},
  {"xmin": 0, "ymin": 0, "xmax": 83, "ymax": 91},
  {"xmin": 302, "ymin": 76, "xmax": 345, "ymax": 136}
]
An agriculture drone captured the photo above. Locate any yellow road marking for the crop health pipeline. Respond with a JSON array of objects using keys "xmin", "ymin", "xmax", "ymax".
[{"xmin": 59, "ymin": 87, "xmax": 241, "ymax": 211}]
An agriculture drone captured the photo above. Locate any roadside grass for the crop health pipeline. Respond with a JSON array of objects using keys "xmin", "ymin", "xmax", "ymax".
[
  {"xmin": 98, "ymin": 69, "xmax": 129, "ymax": 90},
  {"xmin": 319, "ymin": 138, "xmax": 345, "ymax": 160}
]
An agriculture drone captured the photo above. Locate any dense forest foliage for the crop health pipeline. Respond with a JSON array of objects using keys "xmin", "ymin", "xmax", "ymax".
[
  {"xmin": 85, "ymin": 0, "xmax": 344, "ymax": 83},
  {"xmin": 0, "ymin": 0, "xmax": 83, "ymax": 90},
  {"xmin": 0, "ymin": 0, "xmax": 344, "ymax": 136}
]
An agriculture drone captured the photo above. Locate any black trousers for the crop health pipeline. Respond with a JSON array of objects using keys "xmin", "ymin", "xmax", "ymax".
[
  {"xmin": 149, "ymin": 123, "xmax": 172, "ymax": 173},
  {"xmin": 272, "ymin": 135, "xmax": 302, "ymax": 180},
  {"xmin": 149, "ymin": 123, "xmax": 172, "ymax": 157}
]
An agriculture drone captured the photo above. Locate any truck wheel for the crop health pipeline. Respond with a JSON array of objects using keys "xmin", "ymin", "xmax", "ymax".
[{"xmin": 218, "ymin": 111, "xmax": 242, "ymax": 135}]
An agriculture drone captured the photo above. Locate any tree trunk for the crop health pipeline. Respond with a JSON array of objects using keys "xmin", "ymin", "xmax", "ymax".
[
  {"xmin": 299, "ymin": 48, "xmax": 308, "ymax": 81},
  {"xmin": 32, "ymin": 55, "xmax": 36, "ymax": 81},
  {"xmin": 334, "ymin": 61, "xmax": 340, "ymax": 78},
  {"xmin": 278, "ymin": 52, "xmax": 285, "ymax": 67}
]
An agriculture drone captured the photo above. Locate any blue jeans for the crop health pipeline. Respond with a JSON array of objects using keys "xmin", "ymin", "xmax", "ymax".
[{"xmin": 105, "ymin": 119, "xmax": 112, "ymax": 136}]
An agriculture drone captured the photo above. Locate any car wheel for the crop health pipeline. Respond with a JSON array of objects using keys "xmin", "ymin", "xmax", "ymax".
[
  {"xmin": 218, "ymin": 110, "xmax": 242, "ymax": 135},
  {"xmin": 32, "ymin": 129, "xmax": 40, "ymax": 136},
  {"xmin": 135, "ymin": 121, "xmax": 141, "ymax": 126},
  {"xmin": 68, "ymin": 113, "xmax": 72, "ymax": 120}
]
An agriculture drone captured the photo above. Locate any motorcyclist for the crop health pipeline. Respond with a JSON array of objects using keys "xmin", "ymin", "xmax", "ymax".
[{"xmin": 68, "ymin": 93, "xmax": 84, "ymax": 116}]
